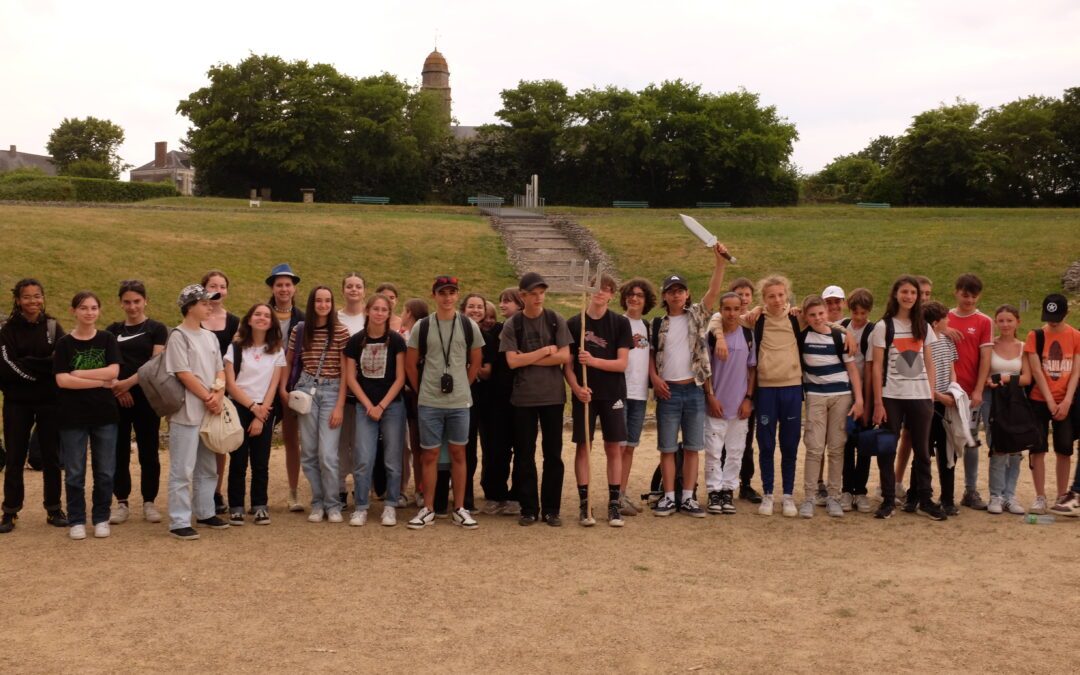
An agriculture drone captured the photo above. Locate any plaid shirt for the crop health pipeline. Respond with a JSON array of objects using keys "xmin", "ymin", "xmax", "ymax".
[{"xmin": 652, "ymin": 303, "xmax": 712, "ymax": 387}]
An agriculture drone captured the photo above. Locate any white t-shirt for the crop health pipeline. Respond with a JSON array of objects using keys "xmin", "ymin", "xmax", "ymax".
[
  {"xmin": 871, "ymin": 317, "xmax": 937, "ymax": 400},
  {"xmin": 165, "ymin": 325, "xmax": 224, "ymax": 426},
  {"xmin": 337, "ymin": 310, "xmax": 366, "ymax": 336},
  {"xmin": 625, "ymin": 316, "xmax": 650, "ymax": 401},
  {"xmin": 848, "ymin": 321, "xmax": 874, "ymax": 372},
  {"xmin": 660, "ymin": 314, "xmax": 693, "ymax": 381},
  {"xmin": 225, "ymin": 343, "xmax": 287, "ymax": 403}
]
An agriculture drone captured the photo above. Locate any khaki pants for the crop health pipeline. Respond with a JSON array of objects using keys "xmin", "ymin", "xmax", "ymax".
[{"xmin": 803, "ymin": 393, "xmax": 852, "ymax": 499}]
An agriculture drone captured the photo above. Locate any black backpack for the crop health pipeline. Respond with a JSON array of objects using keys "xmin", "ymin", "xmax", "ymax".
[
  {"xmin": 795, "ymin": 325, "xmax": 851, "ymax": 393},
  {"xmin": 706, "ymin": 325, "xmax": 754, "ymax": 357},
  {"xmin": 416, "ymin": 313, "xmax": 475, "ymax": 384},
  {"xmin": 989, "ymin": 378, "xmax": 1041, "ymax": 453},
  {"xmin": 841, "ymin": 317, "xmax": 877, "ymax": 360}
]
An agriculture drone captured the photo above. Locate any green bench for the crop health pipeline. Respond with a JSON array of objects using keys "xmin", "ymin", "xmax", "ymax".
[
  {"xmin": 612, "ymin": 200, "xmax": 648, "ymax": 208},
  {"xmin": 468, "ymin": 196, "xmax": 504, "ymax": 205},
  {"xmin": 696, "ymin": 201, "xmax": 732, "ymax": 208},
  {"xmin": 352, "ymin": 196, "xmax": 390, "ymax": 205},
  {"xmin": 856, "ymin": 202, "xmax": 890, "ymax": 209}
]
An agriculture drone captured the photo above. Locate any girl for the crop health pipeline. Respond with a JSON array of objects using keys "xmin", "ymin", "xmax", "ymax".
[
  {"xmin": 54, "ymin": 291, "xmax": 120, "ymax": 540},
  {"xmin": 280, "ymin": 286, "xmax": 350, "ymax": 523},
  {"xmin": 338, "ymin": 273, "xmax": 367, "ymax": 334},
  {"xmin": 266, "ymin": 263, "xmax": 304, "ymax": 512},
  {"xmin": 0, "ymin": 279, "xmax": 66, "ymax": 533},
  {"xmin": 337, "ymin": 273, "xmax": 367, "ymax": 508},
  {"xmin": 224, "ymin": 304, "xmax": 285, "ymax": 526},
  {"xmin": 201, "ymin": 270, "xmax": 239, "ymax": 515},
  {"xmin": 344, "ymin": 294, "xmax": 407, "ymax": 526},
  {"xmin": 871, "ymin": 275, "xmax": 946, "ymax": 521},
  {"xmin": 618, "ymin": 278, "xmax": 657, "ymax": 516},
  {"xmin": 480, "ymin": 288, "xmax": 523, "ymax": 515},
  {"xmin": 461, "ymin": 292, "xmax": 493, "ymax": 512},
  {"xmin": 106, "ymin": 280, "xmax": 167, "ymax": 525},
  {"xmin": 400, "ymin": 298, "xmax": 429, "ymax": 505},
  {"xmin": 375, "ymin": 282, "xmax": 403, "ymax": 334},
  {"xmin": 983, "ymin": 305, "xmax": 1032, "ymax": 515}
]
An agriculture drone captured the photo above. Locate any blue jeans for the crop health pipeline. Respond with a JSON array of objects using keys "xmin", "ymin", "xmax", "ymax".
[
  {"xmin": 656, "ymin": 382, "xmax": 705, "ymax": 452},
  {"xmin": 353, "ymin": 399, "xmax": 404, "ymax": 510},
  {"xmin": 168, "ymin": 422, "xmax": 218, "ymax": 530},
  {"xmin": 60, "ymin": 424, "xmax": 118, "ymax": 526},
  {"xmin": 297, "ymin": 373, "xmax": 343, "ymax": 513},
  {"xmin": 756, "ymin": 385, "xmax": 803, "ymax": 495},
  {"xmin": 988, "ymin": 453, "xmax": 1022, "ymax": 501},
  {"xmin": 623, "ymin": 398, "xmax": 647, "ymax": 447}
]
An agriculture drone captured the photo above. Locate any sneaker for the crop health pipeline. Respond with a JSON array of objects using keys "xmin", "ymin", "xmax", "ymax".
[
  {"xmin": 327, "ymin": 510, "xmax": 343, "ymax": 524},
  {"xmin": 1050, "ymin": 492, "xmax": 1080, "ymax": 517},
  {"xmin": 253, "ymin": 508, "xmax": 270, "ymax": 525},
  {"xmin": 518, "ymin": 514, "xmax": 538, "ymax": 526},
  {"xmin": 987, "ymin": 496, "xmax": 1003, "ymax": 514},
  {"xmin": 961, "ymin": 489, "xmax": 988, "ymax": 511},
  {"xmin": 69, "ymin": 524, "xmax": 87, "ymax": 540},
  {"xmin": 287, "ymin": 490, "xmax": 304, "ymax": 513},
  {"xmin": 739, "ymin": 484, "xmax": 763, "ymax": 504},
  {"xmin": 854, "ymin": 494, "xmax": 872, "ymax": 513},
  {"xmin": 894, "ymin": 482, "xmax": 907, "ymax": 507},
  {"xmin": 579, "ymin": 503, "xmax": 596, "ymax": 527},
  {"xmin": 110, "ymin": 502, "xmax": 130, "ymax": 524},
  {"xmin": 758, "ymin": 494, "xmax": 774, "ymax": 516},
  {"xmin": 396, "ymin": 495, "xmax": 409, "ymax": 509},
  {"xmin": 720, "ymin": 490, "xmax": 737, "ymax": 515},
  {"xmin": 381, "ymin": 506, "xmax": 397, "ymax": 527},
  {"xmin": 608, "ymin": 502, "xmax": 624, "ymax": 527},
  {"xmin": 542, "ymin": 513, "xmax": 562, "ymax": 527},
  {"xmin": 481, "ymin": 500, "xmax": 502, "ymax": 515},
  {"xmin": 307, "ymin": 508, "xmax": 325, "ymax": 523},
  {"xmin": 0, "ymin": 513, "xmax": 16, "ymax": 533},
  {"xmin": 407, "ymin": 507, "xmax": 435, "ymax": 530},
  {"xmin": 799, "ymin": 499, "xmax": 815, "ymax": 519},
  {"xmin": 214, "ymin": 492, "xmax": 227, "ymax": 515},
  {"xmin": 229, "ymin": 511, "xmax": 244, "ymax": 526},
  {"xmin": 826, "ymin": 497, "xmax": 844, "ymax": 518},
  {"xmin": 707, "ymin": 491, "xmax": 724, "ymax": 514},
  {"xmin": 652, "ymin": 496, "xmax": 676, "ymax": 517},
  {"xmin": 901, "ymin": 498, "xmax": 918, "ymax": 514},
  {"xmin": 46, "ymin": 509, "xmax": 68, "ymax": 527},
  {"xmin": 502, "ymin": 500, "xmax": 521, "ymax": 516},
  {"xmin": 942, "ymin": 501, "xmax": 959, "ymax": 517},
  {"xmin": 918, "ymin": 502, "xmax": 948, "ymax": 521},
  {"xmin": 350, "ymin": 510, "xmax": 368, "ymax": 526},
  {"xmin": 1029, "ymin": 496, "xmax": 1048, "ymax": 515},
  {"xmin": 169, "ymin": 526, "xmax": 200, "ymax": 540},
  {"xmin": 681, "ymin": 497, "xmax": 706, "ymax": 518},
  {"xmin": 93, "ymin": 521, "xmax": 110, "ymax": 538},
  {"xmin": 840, "ymin": 492, "xmax": 854, "ymax": 512},
  {"xmin": 143, "ymin": 502, "xmax": 162, "ymax": 523},
  {"xmin": 782, "ymin": 495, "xmax": 798, "ymax": 518},
  {"xmin": 1004, "ymin": 500, "xmax": 1026, "ymax": 515},
  {"xmin": 618, "ymin": 494, "xmax": 640, "ymax": 516},
  {"xmin": 815, "ymin": 482, "xmax": 828, "ymax": 506},
  {"xmin": 196, "ymin": 516, "xmax": 230, "ymax": 529},
  {"xmin": 874, "ymin": 503, "xmax": 894, "ymax": 519}
]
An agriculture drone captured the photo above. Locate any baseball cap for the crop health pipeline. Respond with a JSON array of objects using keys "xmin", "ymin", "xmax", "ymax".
[
  {"xmin": 1041, "ymin": 293, "xmax": 1068, "ymax": 322},
  {"xmin": 661, "ymin": 274, "xmax": 688, "ymax": 292},
  {"xmin": 432, "ymin": 275, "xmax": 460, "ymax": 293},
  {"xmin": 177, "ymin": 284, "xmax": 221, "ymax": 309},
  {"xmin": 822, "ymin": 285, "xmax": 845, "ymax": 300},
  {"xmin": 518, "ymin": 272, "xmax": 548, "ymax": 292}
]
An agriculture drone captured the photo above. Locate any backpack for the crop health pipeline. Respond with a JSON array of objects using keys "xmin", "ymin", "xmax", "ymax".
[
  {"xmin": 841, "ymin": 318, "xmax": 876, "ymax": 359},
  {"xmin": 137, "ymin": 328, "xmax": 191, "ymax": 417},
  {"xmin": 706, "ymin": 326, "xmax": 754, "ymax": 358},
  {"xmin": 795, "ymin": 325, "xmax": 851, "ymax": 393},
  {"xmin": 416, "ymin": 313, "xmax": 475, "ymax": 384},
  {"xmin": 753, "ymin": 313, "xmax": 802, "ymax": 361},
  {"xmin": 989, "ymin": 378, "xmax": 1041, "ymax": 453}
]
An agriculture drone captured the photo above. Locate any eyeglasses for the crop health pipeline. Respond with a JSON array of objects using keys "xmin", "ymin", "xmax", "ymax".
[{"xmin": 627, "ymin": 292, "xmax": 646, "ymax": 298}]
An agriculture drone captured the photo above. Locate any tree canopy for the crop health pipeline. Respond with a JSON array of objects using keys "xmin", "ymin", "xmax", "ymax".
[{"xmin": 46, "ymin": 116, "xmax": 129, "ymax": 179}]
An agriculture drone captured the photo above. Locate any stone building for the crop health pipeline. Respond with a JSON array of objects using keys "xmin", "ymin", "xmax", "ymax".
[
  {"xmin": 130, "ymin": 141, "xmax": 195, "ymax": 196},
  {"xmin": 0, "ymin": 145, "xmax": 56, "ymax": 175},
  {"xmin": 421, "ymin": 50, "xmax": 477, "ymax": 141}
]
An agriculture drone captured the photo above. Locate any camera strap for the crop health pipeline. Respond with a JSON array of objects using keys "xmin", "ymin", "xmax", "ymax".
[{"xmin": 436, "ymin": 314, "xmax": 457, "ymax": 374}]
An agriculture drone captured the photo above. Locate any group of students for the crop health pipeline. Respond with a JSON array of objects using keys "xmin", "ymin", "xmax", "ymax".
[{"xmin": 0, "ymin": 249, "xmax": 1077, "ymax": 540}]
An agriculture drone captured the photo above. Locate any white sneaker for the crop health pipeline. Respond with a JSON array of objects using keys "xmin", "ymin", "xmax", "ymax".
[
  {"xmin": 799, "ymin": 499, "xmax": 815, "ymax": 518},
  {"xmin": 782, "ymin": 495, "xmax": 798, "ymax": 518},
  {"xmin": 381, "ymin": 506, "xmax": 397, "ymax": 527},
  {"xmin": 1004, "ymin": 500, "xmax": 1026, "ymax": 515},
  {"xmin": 407, "ymin": 507, "xmax": 435, "ymax": 530},
  {"xmin": 502, "ymin": 500, "xmax": 521, "ymax": 516},
  {"xmin": 94, "ymin": 522, "xmax": 111, "ymax": 538},
  {"xmin": 327, "ymin": 509, "xmax": 343, "ymax": 523},
  {"xmin": 69, "ymin": 524, "xmax": 87, "ymax": 540},
  {"xmin": 758, "ymin": 494, "xmax": 774, "ymax": 516},
  {"xmin": 840, "ymin": 492, "xmax": 854, "ymax": 512},
  {"xmin": 1029, "ymin": 496, "xmax": 1048, "ymax": 514},
  {"xmin": 396, "ymin": 495, "xmax": 409, "ymax": 509},
  {"xmin": 288, "ymin": 490, "xmax": 305, "ymax": 513},
  {"xmin": 987, "ymin": 496, "xmax": 1004, "ymax": 514},
  {"xmin": 307, "ymin": 508, "xmax": 325, "ymax": 523},
  {"xmin": 452, "ymin": 507, "xmax": 478, "ymax": 529},
  {"xmin": 142, "ymin": 502, "xmax": 162, "ymax": 523},
  {"xmin": 854, "ymin": 494, "xmax": 872, "ymax": 513},
  {"xmin": 109, "ymin": 502, "xmax": 129, "ymax": 524},
  {"xmin": 349, "ymin": 510, "xmax": 368, "ymax": 527}
]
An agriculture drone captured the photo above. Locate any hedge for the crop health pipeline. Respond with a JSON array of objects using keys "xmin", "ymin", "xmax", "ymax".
[
  {"xmin": 0, "ymin": 178, "xmax": 75, "ymax": 201},
  {"xmin": 0, "ymin": 173, "xmax": 178, "ymax": 202}
]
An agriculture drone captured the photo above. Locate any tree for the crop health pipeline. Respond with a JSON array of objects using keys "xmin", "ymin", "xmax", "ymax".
[
  {"xmin": 802, "ymin": 155, "xmax": 882, "ymax": 203},
  {"xmin": 1054, "ymin": 87, "xmax": 1080, "ymax": 205},
  {"xmin": 46, "ymin": 116, "xmax": 129, "ymax": 179},
  {"xmin": 980, "ymin": 96, "xmax": 1063, "ymax": 205},
  {"xmin": 888, "ymin": 101, "xmax": 990, "ymax": 205},
  {"xmin": 856, "ymin": 135, "xmax": 897, "ymax": 167}
]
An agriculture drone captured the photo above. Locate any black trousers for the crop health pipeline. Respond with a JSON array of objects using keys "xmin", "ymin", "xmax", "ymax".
[
  {"xmin": 512, "ymin": 404, "xmax": 564, "ymax": 518},
  {"xmin": 3, "ymin": 399, "xmax": 63, "ymax": 513},
  {"xmin": 884, "ymin": 397, "xmax": 934, "ymax": 504},
  {"xmin": 228, "ymin": 404, "xmax": 275, "ymax": 510},
  {"xmin": 480, "ymin": 395, "xmax": 515, "ymax": 502},
  {"xmin": 930, "ymin": 402, "xmax": 956, "ymax": 505},
  {"xmin": 721, "ymin": 413, "xmax": 756, "ymax": 486},
  {"xmin": 842, "ymin": 423, "xmax": 873, "ymax": 496},
  {"xmin": 113, "ymin": 387, "xmax": 161, "ymax": 503}
]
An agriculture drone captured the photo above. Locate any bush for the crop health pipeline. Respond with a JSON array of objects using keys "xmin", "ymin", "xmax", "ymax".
[
  {"xmin": 69, "ymin": 177, "xmax": 177, "ymax": 202},
  {"xmin": 0, "ymin": 178, "xmax": 76, "ymax": 201},
  {"xmin": 0, "ymin": 167, "xmax": 51, "ymax": 184},
  {"xmin": 62, "ymin": 159, "xmax": 116, "ymax": 179}
]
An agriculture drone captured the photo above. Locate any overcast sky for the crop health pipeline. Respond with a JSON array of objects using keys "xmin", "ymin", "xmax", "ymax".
[{"xmin": 3, "ymin": 0, "xmax": 1078, "ymax": 177}]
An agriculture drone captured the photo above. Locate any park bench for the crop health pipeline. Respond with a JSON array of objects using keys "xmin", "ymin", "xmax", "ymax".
[
  {"xmin": 696, "ymin": 201, "xmax": 732, "ymax": 208},
  {"xmin": 352, "ymin": 195, "xmax": 390, "ymax": 205},
  {"xmin": 468, "ymin": 196, "xmax": 504, "ymax": 205},
  {"xmin": 856, "ymin": 202, "xmax": 890, "ymax": 209},
  {"xmin": 612, "ymin": 200, "xmax": 648, "ymax": 208}
]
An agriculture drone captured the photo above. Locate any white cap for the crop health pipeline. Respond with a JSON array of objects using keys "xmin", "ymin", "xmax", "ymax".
[{"xmin": 822, "ymin": 285, "xmax": 845, "ymax": 300}]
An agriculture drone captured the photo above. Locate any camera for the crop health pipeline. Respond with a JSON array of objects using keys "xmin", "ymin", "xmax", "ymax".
[{"xmin": 440, "ymin": 373, "xmax": 454, "ymax": 394}]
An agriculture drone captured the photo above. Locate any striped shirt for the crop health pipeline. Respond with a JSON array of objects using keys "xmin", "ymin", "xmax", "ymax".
[
  {"xmin": 287, "ymin": 323, "xmax": 350, "ymax": 379},
  {"xmin": 929, "ymin": 336, "xmax": 957, "ymax": 394},
  {"xmin": 801, "ymin": 329, "xmax": 854, "ymax": 396}
]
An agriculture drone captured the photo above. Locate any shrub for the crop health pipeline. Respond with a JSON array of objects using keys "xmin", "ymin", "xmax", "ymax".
[
  {"xmin": 0, "ymin": 178, "xmax": 76, "ymax": 201},
  {"xmin": 69, "ymin": 177, "xmax": 178, "ymax": 202},
  {"xmin": 0, "ymin": 167, "xmax": 51, "ymax": 184}
]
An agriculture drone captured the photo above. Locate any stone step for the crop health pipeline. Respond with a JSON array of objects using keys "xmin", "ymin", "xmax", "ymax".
[
  {"xmin": 515, "ymin": 252, "xmax": 583, "ymax": 262},
  {"xmin": 503, "ymin": 227, "xmax": 560, "ymax": 235},
  {"xmin": 513, "ymin": 240, "xmax": 579, "ymax": 249}
]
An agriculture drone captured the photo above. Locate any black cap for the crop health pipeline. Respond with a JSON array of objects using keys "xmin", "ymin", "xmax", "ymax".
[
  {"xmin": 661, "ymin": 274, "xmax": 688, "ymax": 292},
  {"xmin": 519, "ymin": 272, "xmax": 548, "ymax": 292},
  {"xmin": 432, "ymin": 275, "xmax": 460, "ymax": 293},
  {"xmin": 1041, "ymin": 293, "xmax": 1068, "ymax": 322}
]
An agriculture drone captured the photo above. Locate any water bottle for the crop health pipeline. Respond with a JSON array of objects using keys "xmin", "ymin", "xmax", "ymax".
[{"xmin": 1023, "ymin": 514, "xmax": 1055, "ymax": 524}]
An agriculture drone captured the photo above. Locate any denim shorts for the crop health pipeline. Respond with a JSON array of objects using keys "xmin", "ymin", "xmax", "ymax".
[
  {"xmin": 417, "ymin": 405, "xmax": 470, "ymax": 449},
  {"xmin": 622, "ymin": 398, "xmax": 647, "ymax": 447},
  {"xmin": 656, "ymin": 382, "xmax": 705, "ymax": 453}
]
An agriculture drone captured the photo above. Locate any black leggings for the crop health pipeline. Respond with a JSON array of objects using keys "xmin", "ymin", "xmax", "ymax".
[
  {"xmin": 884, "ymin": 397, "xmax": 934, "ymax": 504},
  {"xmin": 113, "ymin": 387, "xmax": 161, "ymax": 503}
]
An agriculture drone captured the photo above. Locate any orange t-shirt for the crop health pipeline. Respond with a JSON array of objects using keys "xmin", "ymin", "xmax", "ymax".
[{"xmin": 1024, "ymin": 326, "xmax": 1080, "ymax": 403}]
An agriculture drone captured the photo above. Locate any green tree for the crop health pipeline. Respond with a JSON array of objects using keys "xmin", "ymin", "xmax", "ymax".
[
  {"xmin": 889, "ymin": 101, "xmax": 990, "ymax": 205},
  {"xmin": 856, "ymin": 135, "xmax": 897, "ymax": 167},
  {"xmin": 46, "ymin": 116, "xmax": 129, "ymax": 179},
  {"xmin": 980, "ymin": 96, "xmax": 1064, "ymax": 205},
  {"xmin": 802, "ymin": 155, "xmax": 882, "ymax": 203},
  {"xmin": 1054, "ymin": 87, "xmax": 1080, "ymax": 205}
]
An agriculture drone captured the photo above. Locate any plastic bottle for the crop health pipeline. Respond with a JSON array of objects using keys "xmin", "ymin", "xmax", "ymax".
[{"xmin": 1023, "ymin": 514, "xmax": 1055, "ymax": 524}]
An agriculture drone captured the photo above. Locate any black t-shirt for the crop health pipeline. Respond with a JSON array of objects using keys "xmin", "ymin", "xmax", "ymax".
[
  {"xmin": 53, "ymin": 330, "xmax": 121, "ymax": 428},
  {"xmin": 567, "ymin": 310, "xmax": 633, "ymax": 401},
  {"xmin": 343, "ymin": 331, "xmax": 407, "ymax": 405},
  {"xmin": 487, "ymin": 322, "xmax": 514, "ymax": 398},
  {"xmin": 106, "ymin": 318, "xmax": 169, "ymax": 379},
  {"xmin": 203, "ymin": 313, "xmax": 240, "ymax": 356}
]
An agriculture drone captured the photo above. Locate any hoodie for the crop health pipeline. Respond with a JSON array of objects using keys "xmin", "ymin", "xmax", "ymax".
[{"xmin": 0, "ymin": 313, "xmax": 64, "ymax": 404}]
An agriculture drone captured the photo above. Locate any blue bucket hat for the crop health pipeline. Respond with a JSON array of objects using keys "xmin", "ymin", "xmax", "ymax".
[{"xmin": 265, "ymin": 263, "xmax": 301, "ymax": 287}]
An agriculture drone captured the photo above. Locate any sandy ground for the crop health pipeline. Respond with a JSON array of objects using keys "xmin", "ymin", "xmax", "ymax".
[{"xmin": 2, "ymin": 426, "xmax": 1079, "ymax": 674}]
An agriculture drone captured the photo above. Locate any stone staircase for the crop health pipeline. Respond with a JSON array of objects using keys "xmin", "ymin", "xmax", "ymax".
[{"xmin": 490, "ymin": 210, "xmax": 613, "ymax": 292}]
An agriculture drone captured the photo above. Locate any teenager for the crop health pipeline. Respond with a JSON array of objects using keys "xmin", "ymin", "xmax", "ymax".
[
  {"xmin": 344, "ymin": 294, "xmax": 407, "ymax": 527},
  {"xmin": 924, "ymin": 301, "xmax": 962, "ymax": 516},
  {"xmin": 722, "ymin": 277, "xmax": 763, "ymax": 504},
  {"xmin": 199, "ymin": 270, "xmax": 239, "ymax": 515},
  {"xmin": 375, "ymin": 282, "xmax": 403, "ymax": 334},
  {"xmin": 840, "ymin": 288, "xmax": 877, "ymax": 513},
  {"xmin": 400, "ymin": 298, "xmax": 429, "ymax": 506},
  {"xmin": 406, "ymin": 275, "xmax": 484, "ymax": 529},
  {"xmin": 0, "ymin": 278, "xmax": 66, "ymax": 533},
  {"xmin": 224, "ymin": 303, "xmax": 285, "ymax": 526},
  {"xmin": 337, "ymin": 273, "xmax": 367, "ymax": 509},
  {"xmin": 650, "ymin": 243, "xmax": 728, "ymax": 517},
  {"xmin": 282, "ymin": 286, "xmax": 350, "ymax": 523},
  {"xmin": 983, "ymin": 305, "xmax": 1032, "ymax": 515},
  {"xmin": 266, "ymin": 263, "xmax": 305, "ymax": 512},
  {"xmin": 107, "ymin": 280, "xmax": 167, "ymax": 525},
  {"xmin": 947, "ymin": 274, "xmax": 992, "ymax": 510},
  {"xmin": 165, "ymin": 284, "xmax": 229, "ymax": 539},
  {"xmin": 500, "ymin": 272, "xmax": 571, "ymax": 526},
  {"xmin": 565, "ymin": 274, "xmax": 632, "ymax": 527},
  {"xmin": 481, "ymin": 288, "xmax": 523, "ymax": 515},
  {"xmin": 812, "ymin": 284, "xmax": 848, "ymax": 504},
  {"xmin": 617, "ymin": 278, "xmax": 656, "ymax": 516},
  {"xmin": 871, "ymin": 275, "xmax": 946, "ymax": 521},
  {"xmin": 894, "ymin": 275, "xmax": 935, "ymax": 504},
  {"xmin": 54, "ymin": 291, "xmax": 121, "ymax": 540},
  {"xmin": 461, "ymin": 292, "xmax": 494, "ymax": 513}
]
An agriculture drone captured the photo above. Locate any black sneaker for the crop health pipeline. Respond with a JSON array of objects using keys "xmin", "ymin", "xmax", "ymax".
[
  {"xmin": 720, "ymin": 490, "xmax": 737, "ymax": 515},
  {"xmin": 339, "ymin": 492, "xmax": 348, "ymax": 508},
  {"xmin": 229, "ymin": 511, "xmax": 244, "ymax": 526},
  {"xmin": 707, "ymin": 491, "xmax": 724, "ymax": 514},
  {"xmin": 518, "ymin": 514, "xmax": 538, "ymax": 526},
  {"xmin": 170, "ymin": 526, "xmax": 200, "ymax": 540},
  {"xmin": 901, "ymin": 498, "xmax": 918, "ymax": 514},
  {"xmin": 253, "ymin": 508, "xmax": 271, "ymax": 525},
  {"xmin": 542, "ymin": 513, "xmax": 562, "ymax": 527},
  {"xmin": 874, "ymin": 504, "xmax": 894, "ymax": 519},
  {"xmin": 607, "ymin": 502, "xmax": 624, "ymax": 527},
  {"xmin": 0, "ymin": 513, "xmax": 16, "ymax": 533},
  {"xmin": 739, "ymin": 484, "xmax": 763, "ymax": 504},
  {"xmin": 918, "ymin": 502, "xmax": 948, "ymax": 521},
  {"xmin": 196, "ymin": 516, "xmax": 230, "ymax": 529},
  {"xmin": 680, "ymin": 497, "xmax": 706, "ymax": 518},
  {"xmin": 942, "ymin": 501, "xmax": 959, "ymax": 517},
  {"xmin": 214, "ymin": 493, "xmax": 227, "ymax": 515},
  {"xmin": 46, "ymin": 509, "xmax": 68, "ymax": 527}
]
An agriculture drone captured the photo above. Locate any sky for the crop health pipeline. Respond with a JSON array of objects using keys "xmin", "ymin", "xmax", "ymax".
[{"xmin": 3, "ymin": 0, "xmax": 1078, "ymax": 177}]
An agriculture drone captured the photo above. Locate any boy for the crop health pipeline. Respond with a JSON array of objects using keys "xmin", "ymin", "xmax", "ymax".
[
  {"xmin": 823, "ymin": 285, "xmax": 847, "ymax": 323},
  {"xmin": 704, "ymin": 292, "xmax": 756, "ymax": 514},
  {"xmin": 947, "ymin": 274, "xmax": 992, "ymax": 510},
  {"xmin": 565, "ymin": 274, "xmax": 632, "ymax": 527},
  {"xmin": 723, "ymin": 278, "xmax": 763, "ymax": 504},
  {"xmin": 839, "ymin": 288, "xmax": 876, "ymax": 512},
  {"xmin": 500, "ymin": 272, "xmax": 572, "ymax": 526},
  {"xmin": 405, "ymin": 275, "xmax": 484, "ymax": 530},
  {"xmin": 165, "ymin": 284, "xmax": 228, "ymax": 540},
  {"xmin": 925, "ymin": 301, "xmax": 962, "ymax": 515}
]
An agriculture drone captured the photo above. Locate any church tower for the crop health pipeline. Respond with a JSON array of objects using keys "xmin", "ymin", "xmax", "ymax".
[{"xmin": 421, "ymin": 49, "xmax": 452, "ymax": 120}]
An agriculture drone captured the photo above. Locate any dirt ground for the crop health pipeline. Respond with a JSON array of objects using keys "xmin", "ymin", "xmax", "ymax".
[{"xmin": 2, "ymin": 426, "xmax": 1079, "ymax": 674}]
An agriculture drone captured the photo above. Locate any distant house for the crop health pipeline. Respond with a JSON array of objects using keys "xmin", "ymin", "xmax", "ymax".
[
  {"xmin": 0, "ymin": 145, "xmax": 56, "ymax": 175},
  {"xmin": 130, "ymin": 141, "xmax": 195, "ymax": 196}
]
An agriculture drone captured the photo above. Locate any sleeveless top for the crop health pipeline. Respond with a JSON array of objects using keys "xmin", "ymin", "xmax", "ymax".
[{"xmin": 990, "ymin": 341, "xmax": 1023, "ymax": 376}]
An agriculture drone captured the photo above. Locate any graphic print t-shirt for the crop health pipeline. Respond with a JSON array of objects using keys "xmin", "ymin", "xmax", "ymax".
[
  {"xmin": 871, "ymin": 317, "xmax": 937, "ymax": 400},
  {"xmin": 53, "ymin": 330, "xmax": 121, "ymax": 428},
  {"xmin": 947, "ymin": 310, "xmax": 993, "ymax": 394},
  {"xmin": 106, "ymin": 319, "xmax": 168, "ymax": 379},
  {"xmin": 344, "ymin": 331, "xmax": 407, "ymax": 405},
  {"xmin": 1025, "ymin": 326, "xmax": 1080, "ymax": 403},
  {"xmin": 625, "ymin": 317, "xmax": 650, "ymax": 401},
  {"xmin": 567, "ymin": 310, "xmax": 633, "ymax": 401}
]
